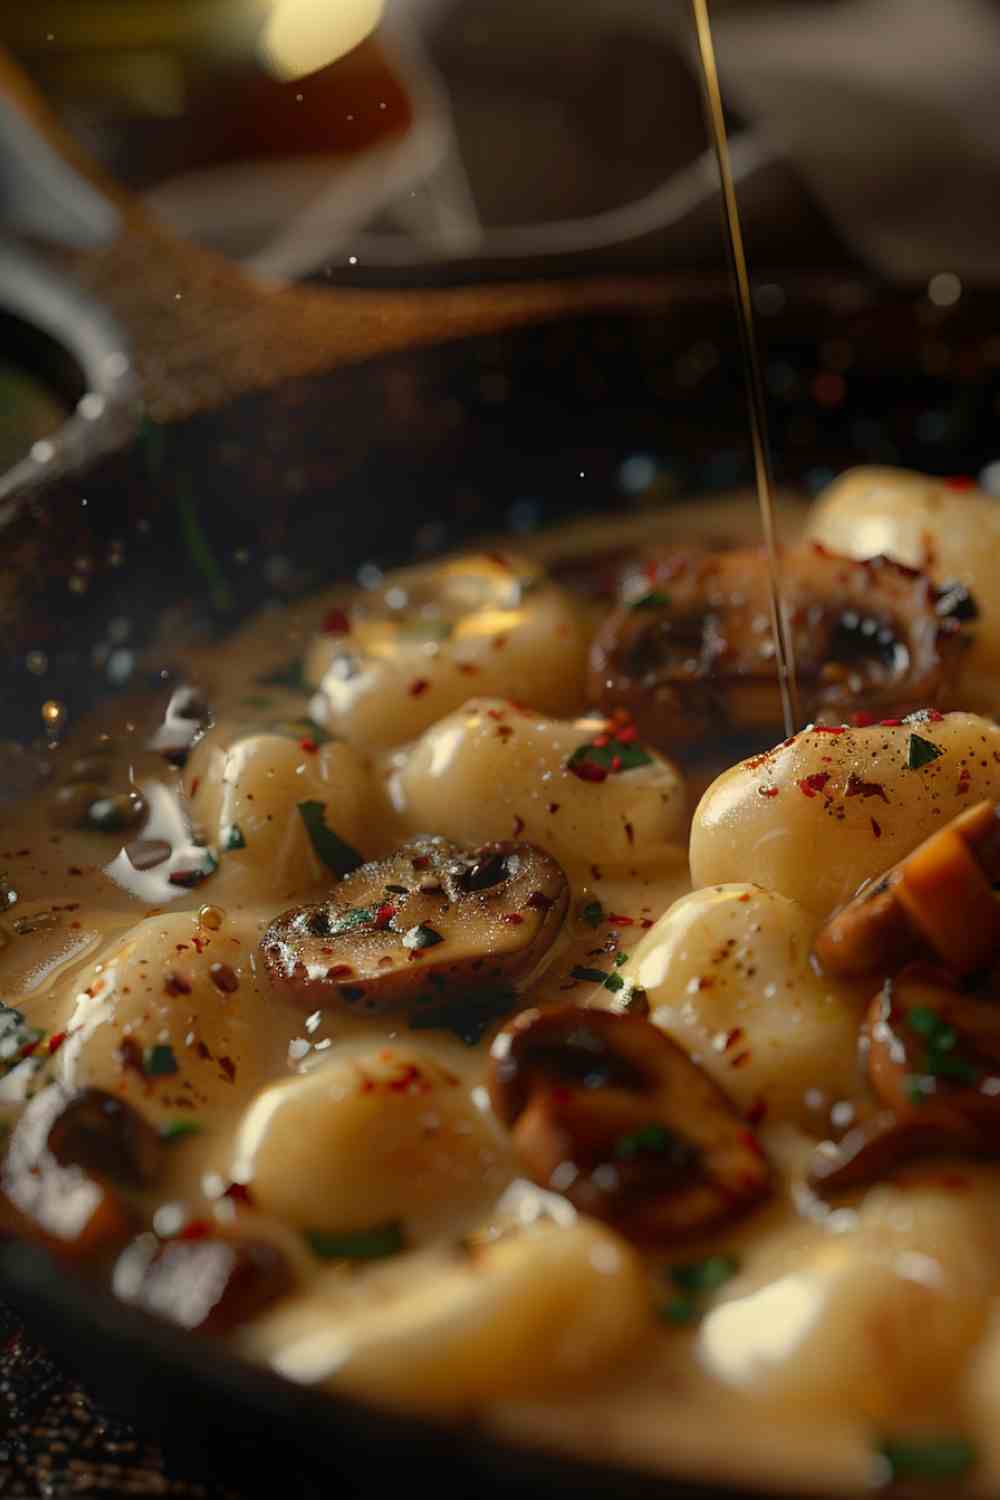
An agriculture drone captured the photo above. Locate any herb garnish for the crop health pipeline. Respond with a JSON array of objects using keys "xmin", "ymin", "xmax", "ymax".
[
  {"xmin": 614, "ymin": 1124, "xmax": 676, "ymax": 1160},
  {"xmin": 144, "ymin": 1043, "xmax": 179, "ymax": 1078},
  {"xmin": 905, "ymin": 1007, "xmax": 976, "ymax": 1099},
  {"xmin": 297, "ymin": 801, "xmax": 363, "ymax": 878},
  {"xmin": 907, "ymin": 733, "xmax": 944, "ymax": 770},
  {"xmin": 874, "ymin": 1436, "xmax": 976, "ymax": 1484},
  {"xmin": 305, "ymin": 1221, "xmax": 405, "ymax": 1261},
  {"xmin": 222, "ymin": 824, "xmax": 246, "ymax": 851},
  {"xmin": 409, "ymin": 987, "xmax": 517, "ymax": 1046},
  {"xmin": 567, "ymin": 738, "xmax": 653, "ymax": 782},
  {"xmin": 160, "ymin": 1119, "xmax": 203, "ymax": 1142},
  {"xmin": 168, "ymin": 851, "xmax": 218, "ymax": 889},
  {"xmin": 660, "ymin": 1254, "xmax": 739, "ymax": 1325},
  {"xmin": 579, "ymin": 900, "xmax": 604, "ymax": 929},
  {"xmin": 629, "ymin": 591, "xmax": 670, "ymax": 610}
]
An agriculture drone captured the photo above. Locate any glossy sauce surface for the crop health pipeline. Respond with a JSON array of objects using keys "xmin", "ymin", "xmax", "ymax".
[{"xmin": 5, "ymin": 478, "xmax": 1000, "ymax": 1496}]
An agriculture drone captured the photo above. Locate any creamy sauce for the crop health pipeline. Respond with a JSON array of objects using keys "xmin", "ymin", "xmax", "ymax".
[{"xmin": 4, "ymin": 481, "xmax": 1000, "ymax": 1496}]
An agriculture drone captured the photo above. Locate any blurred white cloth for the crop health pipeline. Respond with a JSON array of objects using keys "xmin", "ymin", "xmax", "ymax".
[{"xmin": 705, "ymin": 0, "xmax": 1000, "ymax": 281}]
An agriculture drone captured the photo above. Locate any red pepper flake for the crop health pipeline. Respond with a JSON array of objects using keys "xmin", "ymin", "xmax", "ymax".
[
  {"xmin": 373, "ymin": 903, "xmax": 397, "ymax": 931},
  {"xmin": 457, "ymin": 663, "xmax": 479, "ymax": 675},
  {"xmin": 118, "ymin": 1037, "xmax": 144, "ymax": 1076},
  {"xmin": 408, "ymin": 678, "xmax": 429, "ymax": 697},
  {"xmin": 527, "ymin": 891, "xmax": 554, "ymax": 911},
  {"xmin": 738, "ymin": 892, "xmax": 751, "ymax": 903},
  {"xmin": 19, "ymin": 1037, "xmax": 41, "ymax": 1059},
  {"xmin": 624, "ymin": 821, "xmax": 635, "ymax": 844},
  {"xmin": 299, "ymin": 737, "xmax": 318, "ymax": 754},
  {"xmin": 926, "ymin": 709, "xmax": 944, "ymax": 722},
  {"xmin": 192, "ymin": 935, "xmax": 206, "ymax": 954},
  {"xmin": 209, "ymin": 962, "xmax": 239, "ymax": 994},
  {"xmin": 845, "ymin": 772, "xmax": 889, "ymax": 803},
  {"xmin": 410, "ymin": 855, "xmax": 431, "ymax": 870},
  {"xmin": 164, "ymin": 971, "xmax": 192, "ymax": 997},
  {"xmin": 503, "ymin": 913, "xmax": 525, "ymax": 925},
  {"xmin": 758, "ymin": 785, "xmax": 779, "ymax": 798},
  {"xmin": 809, "ymin": 725, "xmax": 846, "ymax": 735},
  {"xmin": 546, "ymin": 802, "xmax": 560, "ymax": 815},
  {"xmin": 322, "ymin": 607, "xmax": 350, "ymax": 635},
  {"xmin": 944, "ymin": 475, "xmax": 975, "ymax": 491},
  {"xmin": 611, "ymin": 755, "xmax": 623, "ymax": 772},
  {"xmin": 615, "ymin": 724, "xmax": 638, "ymax": 743},
  {"xmin": 223, "ymin": 1182, "xmax": 253, "ymax": 1205},
  {"xmin": 67, "ymin": 866, "xmax": 83, "ymax": 876},
  {"xmin": 745, "ymin": 1096, "xmax": 768, "ymax": 1126},
  {"xmin": 190, "ymin": 776, "xmax": 201, "ymax": 797},
  {"xmin": 731, "ymin": 1051, "xmax": 751, "ymax": 1069},
  {"xmin": 47, "ymin": 1032, "xmax": 67, "ymax": 1055},
  {"xmin": 608, "ymin": 913, "xmax": 635, "ymax": 926},
  {"xmin": 722, "ymin": 1027, "xmax": 745, "ymax": 1052},
  {"xmin": 570, "ymin": 760, "xmax": 608, "ymax": 783},
  {"xmin": 492, "ymin": 635, "xmax": 508, "ymax": 650},
  {"xmin": 512, "ymin": 815, "xmax": 525, "ymax": 837},
  {"xmin": 879, "ymin": 718, "xmax": 903, "ymax": 727},
  {"xmin": 486, "ymin": 707, "xmax": 504, "ymax": 720},
  {"xmin": 591, "ymin": 734, "xmax": 610, "ymax": 748},
  {"xmin": 496, "ymin": 725, "xmax": 514, "ymax": 741},
  {"xmin": 218, "ymin": 1055, "xmax": 236, "ymax": 1083},
  {"xmin": 871, "ymin": 817, "xmax": 883, "ymax": 838},
  {"xmin": 177, "ymin": 1219, "xmax": 212, "ymax": 1241},
  {"xmin": 850, "ymin": 711, "xmax": 876, "ymax": 727}
]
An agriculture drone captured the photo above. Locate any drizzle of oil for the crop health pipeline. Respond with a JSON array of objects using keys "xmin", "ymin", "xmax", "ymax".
[{"xmin": 689, "ymin": 0, "xmax": 802, "ymax": 738}]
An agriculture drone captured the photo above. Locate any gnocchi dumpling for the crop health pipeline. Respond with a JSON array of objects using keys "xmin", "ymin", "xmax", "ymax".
[
  {"xmin": 389, "ymin": 698, "xmax": 687, "ymax": 879},
  {"xmin": 617, "ymin": 885, "xmax": 865, "ymax": 1122},
  {"xmin": 44, "ymin": 910, "xmax": 289, "ymax": 1123},
  {"xmin": 230, "ymin": 1042, "xmax": 512, "ymax": 1239},
  {"xmin": 186, "ymin": 727, "xmax": 376, "ymax": 898},
  {"xmin": 691, "ymin": 712, "xmax": 1000, "ymax": 916},
  {"xmin": 807, "ymin": 466, "xmax": 1000, "ymax": 710},
  {"xmin": 699, "ymin": 1180, "xmax": 997, "ymax": 1422},
  {"xmin": 305, "ymin": 552, "xmax": 593, "ymax": 751},
  {"xmin": 242, "ymin": 1188, "xmax": 648, "ymax": 1414}
]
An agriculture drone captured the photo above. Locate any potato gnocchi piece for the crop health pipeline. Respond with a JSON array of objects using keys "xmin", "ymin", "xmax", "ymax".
[
  {"xmin": 186, "ymin": 727, "xmax": 375, "ymax": 898},
  {"xmin": 699, "ymin": 1180, "xmax": 998, "ymax": 1423},
  {"xmin": 241, "ymin": 1188, "xmax": 648, "ymax": 1414},
  {"xmin": 807, "ymin": 466, "xmax": 1000, "ymax": 710},
  {"xmin": 305, "ymin": 552, "xmax": 592, "ymax": 751},
  {"xmin": 42, "ymin": 911, "xmax": 289, "ymax": 1124},
  {"xmin": 230, "ymin": 1042, "xmax": 511, "ymax": 1240},
  {"xmin": 617, "ymin": 886, "xmax": 864, "ymax": 1124},
  {"xmin": 691, "ymin": 713, "xmax": 1000, "ymax": 917},
  {"xmin": 389, "ymin": 698, "xmax": 687, "ymax": 879}
]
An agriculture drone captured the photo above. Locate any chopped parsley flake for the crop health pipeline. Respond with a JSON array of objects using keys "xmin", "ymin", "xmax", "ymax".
[
  {"xmin": 658, "ymin": 1255, "xmax": 739, "ymax": 1326},
  {"xmin": 629, "ymin": 590, "xmax": 670, "ymax": 610},
  {"xmin": 328, "ymin": 907, "xmax": 375, "ymax": 936},
  {"xmin": 614, "ymin": 1124, "xmax": 676, "ymax": 1159},
  {"xmin": 570, "ymin": 964, "xmax": 629, "ymax": 995},
  {"xmin": 160, "ymin": 1119, "xmax": 203, "ymax": 1142},
  {"xmin": 305, "ymin": 1221, "xmax": 405, "ymax": 1261},
  {"xmin": 875, "ymin": 1436, "xmax": 976, "ymax": 1484},
  {"xmin": 144, "ymin": 1043, "xmax": 179, "ymax": 1078},
  {"xmin": 906, "ymin": 1008, "xmax": 976, "ymax": 1088},
  {"xmin": 579, "ymin": 900, "xmax": 604, "ymax": 929},
  {"xmin": 297, "ymin": 801, "xmax": 363, "ymax": 878},
  {"xmin": 907, "ymin": 733, "xmax": 944, "ymax": 770},
  {"xmin": 222, "ymin": 824, "xmax": 246, "ymax": 851},
  {"xmin": 257, "ymin": 657, "xmax": 309, "ymax": 692},
  {"xmin": 567, "ymin": 738, "xmax": 653, "ymax": 779}
]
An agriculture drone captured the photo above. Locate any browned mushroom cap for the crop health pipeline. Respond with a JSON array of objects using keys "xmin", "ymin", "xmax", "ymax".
[
  {"xmin": 808, "ymin": 1109, "xmax": 981, "ymax": 1194},
  {"xmin": 815, "ymin": 799, "xmax": 1000, "ymax": 980},
  {"xmin": 588, "ymin": 544, "xmax": 971, "ymax": 753},
  {"xmin": 261, "ymin": 836, "xmax": 569, "ymax": 1016},
  {"xmin": 1, "ymin": 1086, "xmax": 135, "ymax": 1258},
  {"xmin": 488, "ymin": 1006, "xmax": 770, "ymax": 1244},
  {"xmin": 114, "ymin": 1233, "xmax": 293, "ymax": 1334}
]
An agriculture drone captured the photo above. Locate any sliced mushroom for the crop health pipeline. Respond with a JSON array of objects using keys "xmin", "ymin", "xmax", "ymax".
[
  {"xmin": 47, "ymin": 1088, "xmax": 163, "ymax": 1190},
  {"xmin": 488, "ymin": 1006, "xmax": 770, "ymax": 1244},
  {"xmin": 814, "ymin": 799, "xmax": 1000, "ymax": 979},
  {"xmin": 1, "ymin": 1086, "xmax": 135, "ymax": 1258},
  {"xmin": 809, "ymin": 965, "xmax": 1000, "ymax": 1193},
  {"xmin": 588, "ymin": 545, "xmax": 971, "ymax": 753},
  {"xmin": 114, "ymin": 1232, "xmax": 293, "ymax": 1334},
  {"xmin": 261, "ymin": 836, "xmax": 568, "ymax": 1016}
]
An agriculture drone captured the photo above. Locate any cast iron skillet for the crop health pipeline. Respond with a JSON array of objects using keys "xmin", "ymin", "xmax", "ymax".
[{"xmin": 3, "ymin": 51, "xmax": 1000, "ymax": 1500}]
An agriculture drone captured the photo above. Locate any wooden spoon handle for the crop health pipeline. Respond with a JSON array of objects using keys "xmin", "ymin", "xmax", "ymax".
[{"xmin": 0, "ymin": 46, "xmax": 680, "ymax": 423}]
